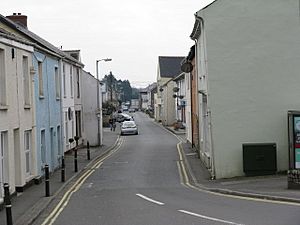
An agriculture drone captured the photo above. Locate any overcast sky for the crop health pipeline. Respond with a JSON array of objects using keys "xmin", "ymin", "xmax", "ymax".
[{"xmin": 2, "ymin": 0, "xmax": 214, "ymax": 88}]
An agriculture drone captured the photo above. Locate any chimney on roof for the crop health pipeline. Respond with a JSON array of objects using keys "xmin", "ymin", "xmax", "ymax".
[{"xmin": 6, "ymin": 13, "xmax": 28, "ymax": 29}]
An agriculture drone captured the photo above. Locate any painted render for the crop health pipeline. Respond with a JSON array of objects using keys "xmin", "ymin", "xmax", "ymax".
[
  {"xmin": 61, "ymin": 61, "xmax": 77, "ymax": 152},
  {"xmin": 81, "ymin": 70, "xmax": 100, "ymax": 146},
  {"xmin": 33, "ymin": 50, "xmax": 62, "ymax": 174},
  {"xmin": 0, "ymin": 35, "xmax": 36, "ymax": 198},
  {"xmin": 192, "ymin": 0, "xmax": 300, "ymax": 178},
  {"xmin": 161, "ymin": 81, "xmax": 176, "ymax": 126},
  {"xmin": 63, "ymin": 50, "xmax": 84, "ymax": 148}
]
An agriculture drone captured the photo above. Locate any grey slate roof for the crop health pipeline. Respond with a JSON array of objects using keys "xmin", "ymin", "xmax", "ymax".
[
  {"xmin": 0, "ymin": 14, "xmax": 84, "ymax": 67},
  {"xmin": 158, "ymin": 56, "xmax": 185, "ymax": 78}
]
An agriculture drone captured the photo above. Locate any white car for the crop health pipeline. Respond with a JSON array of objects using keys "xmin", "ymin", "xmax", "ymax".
[{"xmin": 120, "ymin": 121, "xmax": 138, "ymax": 135}]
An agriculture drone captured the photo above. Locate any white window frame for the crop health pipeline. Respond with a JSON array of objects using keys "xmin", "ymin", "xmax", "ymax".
[
  {"xmin": 38, "ymin": 61, "xmax": 44, "ymax": 97},
  {"xmin": 41, "ymin": 130, "xmax": 46, "ymax": 165},
  {"xmin": 23, "ymin": 55, "xmax": 30, "ymax": 106},
  {"xmin": 63, "ymin": 63, "xmax": 66, "ymax": 98},
  {"xmin": 24, "ymin": 130, "xmax": 32, "ymax": 177},
  {"xmin": 70, "ymin": 66, "xmax": 73, "ymax": 98},
  {"xmin": 0, "ymin": 49, "xmax": 7, "ymax": 106},
  {"xmin": 55, "ymin": 66, "xmax": 60, "ymax": 99},
  {"xmin": 76, "ymin": 68, "xmax": 80, "ymax": 98},
  {"xmin": 65, "ymin": 112, "xmax": 68, "ymax": 144},
  {"xmin": 0, "ymin": 131, "xmax": 8, "ymax": 198}
]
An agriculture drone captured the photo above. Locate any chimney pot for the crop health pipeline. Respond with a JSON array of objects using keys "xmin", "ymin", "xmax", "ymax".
[
  {"xmin": 13, "ymin": 13, "xmax": 16, "ymax": 15},
  {"xmin": 18, "ymin": 13, "xmax": 21, "ymax": 15}
]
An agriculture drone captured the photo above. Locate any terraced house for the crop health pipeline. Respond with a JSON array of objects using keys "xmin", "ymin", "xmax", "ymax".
[
  {"xmin": 0, "ymin": 13, "xmax": 85, "ymax": 198},
  {"xmin": 0, "ymin": 29, "xmax": 36, "ymax": 199}
]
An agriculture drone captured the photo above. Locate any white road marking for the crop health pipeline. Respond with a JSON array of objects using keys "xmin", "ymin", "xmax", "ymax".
[
  {"xmin": 136, "ymin": 193, "xmax": 165, "ymax": 205},
  {"xmin": 178, "ymin": 210, "xmax": 244, "ymax": 225}
]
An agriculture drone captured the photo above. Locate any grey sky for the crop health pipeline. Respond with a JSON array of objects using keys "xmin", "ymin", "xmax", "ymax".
[{"xmin": 2, "ymin": 0, "xmax": 214, "ymax": 88}]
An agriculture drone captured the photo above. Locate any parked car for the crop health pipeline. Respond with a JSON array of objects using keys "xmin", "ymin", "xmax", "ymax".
[
  {"xmin": 129, "ymin": 108, "xmax": 135, "ymax": 113},
  {"xmin": 116, "ymin": 113, "xmax": 134, "ymax": 122},
  {"xmin": 120, "ymin": 121, "xmax": 138, "ymax": 135}
]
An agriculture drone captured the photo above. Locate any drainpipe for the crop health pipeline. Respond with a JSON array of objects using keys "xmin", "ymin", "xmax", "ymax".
[{"xmin": 193, "ymin": 14, "xmax": 216, "ymax": 180}]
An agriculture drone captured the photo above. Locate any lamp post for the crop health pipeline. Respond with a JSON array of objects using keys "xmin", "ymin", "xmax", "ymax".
[{"xmin": 96, "ymin": 58, "xmax": 112, "ymax": 146}]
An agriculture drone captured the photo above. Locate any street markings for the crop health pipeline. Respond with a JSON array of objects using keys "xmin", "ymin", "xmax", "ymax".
[
  {"xmin": 41, "ymin": 137, "xmax": 124, "ymax": 225},
  {"xmin": 178, "ymin": 210, "xmax": 245, "ymax": 225},
  {"xmin": 136, "ymin": 193, "xmax": 165, "ymax": 205},
  {"xmin": 176, "ymin": 140, "xmax": 300, "ymax": 207}
]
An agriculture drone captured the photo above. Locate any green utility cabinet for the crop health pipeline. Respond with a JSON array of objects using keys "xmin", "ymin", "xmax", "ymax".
[{"xmin": 243, "ymin": 143, "xmax": 277, "ymax": 176}]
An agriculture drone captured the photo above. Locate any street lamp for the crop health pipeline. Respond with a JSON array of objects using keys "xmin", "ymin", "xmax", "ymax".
[{"xmin": 96, "ymin": 58, "xmax": 112, "ymax": 146}]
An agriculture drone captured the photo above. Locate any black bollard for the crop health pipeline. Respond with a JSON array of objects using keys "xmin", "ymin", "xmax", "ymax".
[
  {"xmin": 61, "ymin": 155, "xmax": 65, "ymax": 182},
  {"xmin": 74, "ymin": 136, "xmax": 79, "ymax": 172},
  {"xmin": 87, "ymin": 141, "xmax": 90, "ymax": 160},
  {"xmin": 74, "ymin": 136, "xmax": 79, "ymax": 148},
  {"xmin": 74, "ymin": 148, "xmax": 78, "ymax": 172},
  {"xmin": 45, "ymin": 165, "xmax": 50, "ymax": 197},
  {"xmin": 4, "ymin": 183, "xmax": 13, "ymax": 225}
]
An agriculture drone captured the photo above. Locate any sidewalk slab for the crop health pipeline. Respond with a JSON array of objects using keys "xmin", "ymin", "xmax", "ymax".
[
  {"xmin": 180, "ymin": 141, "xmax": 300, "ymax": 203},
  {"xmin": 0, "ymin": 128, "xmax": 119, "ymax": 225}
]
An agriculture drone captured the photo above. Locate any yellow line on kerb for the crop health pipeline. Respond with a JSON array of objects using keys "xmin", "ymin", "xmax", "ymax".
[
  {"xmin": 176, "ymin": 142, "xmax": 300, "ymax": 207},
  {"xmin": 42, "ymin": 137, "xmax": 123, "ymax": 225}
]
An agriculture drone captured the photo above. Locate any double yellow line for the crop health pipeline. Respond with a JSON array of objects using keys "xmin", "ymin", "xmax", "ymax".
[
  {"xmin": 176, "ymin": 141, "xmax": 300, "ymax": 206},
  {"xmin": 42, "ymin": 137, "xmax": 123, "ymax": 225}
]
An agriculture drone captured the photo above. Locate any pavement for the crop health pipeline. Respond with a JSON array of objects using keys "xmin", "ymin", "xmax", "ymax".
[
  {"xmin": 165, "ymin": 125, "xmax": 300, "ymax": 204},
  {"xmin": 0, "ymin": 127, "xmax": 120, "ymax": 225},
  {"xmin": 1, "ymin": 121, "xmax": 300, "ymax": 225}
]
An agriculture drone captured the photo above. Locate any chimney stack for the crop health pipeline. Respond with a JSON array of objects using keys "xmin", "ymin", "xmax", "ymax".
[{"xmin": 6, "ymin": 13, "xmax": 28, "ymax": 29}]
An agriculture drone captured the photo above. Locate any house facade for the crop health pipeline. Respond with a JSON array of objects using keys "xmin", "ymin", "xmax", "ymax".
[
  {"xmin": 173, "ymin": 73, "xmax": 187, "ymax": 127},
  {"xmin": 190, "ymin": 0, "xmax": 300, "ymax": 178},
  {"xmin": 0, "ymin": 32, "xmax": 36, "ymax": 198},
  {"xmin": 160, "ymin": 80, "xmax": 176, "ymax": 126},
  {"xmin": 81, "ymin": 70, "xmax": 99, "ymax": 146},
  {"xmin": 61, "ymin": 51, "xmax": 84, "ymax": 152},
  {"xmin": 146, "ymin": 83, "xmax": 157, "ymax": 111},
  {"xmin": 0, "ymin": 14, "xmax": 65, "ymax": 176},
  {"xmin": 139, "ymin": 88, "xmax": 148, "ymax": 110},
  {"xmin": 155, "ymin": 56, "xmax": 184, "ymax": 123}
]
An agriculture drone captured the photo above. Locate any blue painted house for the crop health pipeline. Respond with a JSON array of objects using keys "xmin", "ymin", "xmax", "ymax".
[{"xmin": 32, "ymin": 51, "xmax": 62, "ymax": 174}]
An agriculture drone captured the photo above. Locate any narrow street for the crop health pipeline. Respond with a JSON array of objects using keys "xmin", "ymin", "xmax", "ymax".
[{"xmin": 33, "ymin": 112, "xmax": 300, "ymax": 225}]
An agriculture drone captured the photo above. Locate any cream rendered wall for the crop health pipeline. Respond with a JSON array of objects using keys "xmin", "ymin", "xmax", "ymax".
[
  {"xmin": 0, "ymin": 38, "xmax": 35, "ymax": 195},
  {"xmin": 197, "ymin": 0, "xmax": 300, "ymax": 178},
  {"xmin": 61, "ymin": 61, "xmax": 76, "ymax": 152},
  {"xmin": 81, "ymin": 70, "xmax": 99, "ymax": 146},
  {"xmin": 156, "ymin": 77, "xmax": 172, "ymax": 122},
  {"xmin": 162, "ymin": 81, "xmax": 176, "ymax": 126}
]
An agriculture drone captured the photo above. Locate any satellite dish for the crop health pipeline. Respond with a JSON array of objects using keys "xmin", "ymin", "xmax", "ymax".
[{"xmin": 181, "ymin": 62, "xmax": 193, "ymax": 73}]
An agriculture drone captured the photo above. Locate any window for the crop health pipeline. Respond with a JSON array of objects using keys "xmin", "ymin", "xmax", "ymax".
[
  {"xmin": 63, "ymin": 63, "xmax": 66, "ymax": 98},
  {"xmin": 24, "ymin": 130, "xmax": 32, "ymax": 176},
  {"xmin": 57, "ymin": 126, "xmax": 61, "ymax": 156},
  {"xmin": 65, "ymin": 112, "xmax": 68, "ymax": 144},
  {"xmin": 70, "ymin": 66, "xmax": 73, "ymax": 98},
  {"xmin": 38, "ymin": 62, "xmax": 44, "ymax": 97},
  {"xmin": 71, "ymin": 115, "xmax": 74, "ymax": 138},
  {"xmin": 75, "ymin": 111, "xmax": 82, "ymax": 137},
  {"xmin": 0, "ymin": 131, "xmax": 8, "ymax": 190},
  {"xmin": 0, "ymin": 49, "xmax": 6, "ymax": 106},
  {"xmin": 55, "ymin": 67, "xmax": 60, "ymax": 99},
  {"xmin": 41, "ymin": 130, "xmax": 46, "ymax": 165},
  {"xmin": 23, "ymin": 56, "xmax": 30, "ymax": 106},
  {"xmin": 76, "ymin": 68, "xmax": 80, "ymax": 98}
]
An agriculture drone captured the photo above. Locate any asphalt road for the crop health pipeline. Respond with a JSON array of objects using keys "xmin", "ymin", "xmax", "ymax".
[{"xmin": 35, "ymin": 112, "xmax": 300, "ymax": 225}]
